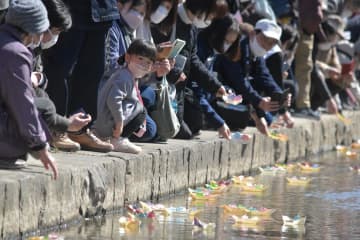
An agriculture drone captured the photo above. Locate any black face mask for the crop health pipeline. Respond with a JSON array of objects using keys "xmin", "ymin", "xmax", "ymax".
[{"xmin": 0, "ymin": 9, "xmax": 7, "ymax": 24}]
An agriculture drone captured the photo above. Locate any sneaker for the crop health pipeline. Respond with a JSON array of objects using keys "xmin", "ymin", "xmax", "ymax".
[
  {"xmin": 0, "ymin": 158, "xmax": 26, "ymax": 169},
  {"xmin": 68, "ymin": 129, "xmax": 114, "ymax": 152},
  {"xmin": 293, "ymin": 108, "xmax": 321, "ymax": 121},
  {"xmin": 51, "ymin": 132, "xmax": 81, "ymax": 152},
  {"xmin": 111, "ymin": 137, "xmax": 142, "ymax": 154}
]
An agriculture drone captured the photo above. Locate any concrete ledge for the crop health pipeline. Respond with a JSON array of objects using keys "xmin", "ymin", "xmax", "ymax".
[{"xmin": 1, "ymin": 111, "xmax": 360, "ymax": 238}]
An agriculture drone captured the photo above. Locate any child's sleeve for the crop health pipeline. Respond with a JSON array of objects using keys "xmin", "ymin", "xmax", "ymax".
[{"xmin": 107, "ymin": 82, "xmax": 127, "ymax": 123}]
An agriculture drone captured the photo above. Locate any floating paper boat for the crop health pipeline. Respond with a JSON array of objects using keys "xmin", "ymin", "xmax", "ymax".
[
  {"xmin": 119, "ymin": 213, "xmax": 141, "ymax": 231},
  {"xmin": 282, "ymin": 215, "xmax": 306, "ymax": 226},
  {"xmin": 231, "ymin": 175, "xmax": 255, "ymax": 185},
  {"xmin": 349, "ymin": 166, "xmax": 360, "ymax": 173},
  {"xmin": 188, "ymin": 188, "xmax": 218, "ymax": 200},
  {"xmin": 275, "ymin": 163, "xmax": 297, "ymax": 171},
  {"xmin": 351, "ymin": 142, "xmax": 360, "ymax": 149},
  {"xmin": 221, "ymin": 204, "xmax": 249, "ymax": 215},
  {"xmin": 241, "ymin": 183, "xmax": 266, "ymax": 192},
  {"xmin": 139, "ymin": 201, "xmax": 170, "ymax": 217},
  {"xmin": 286, "ymin": 176, "xmax": 311, "ymax": 186},
  {"xmin": 346, "ymin": 151, "xmax": 358, "ymax": 159},
  {"xmin": 204, "ymin": 181, "xmax": 228, "ymax": 194},
  {"xmin": 232, "ymin": 215, "xmax": 261, "ymax": 225},
  {"xmin": 298, "ymin": 162, "xmax": 321, "ymax": 172},
  {"xmin": 336, "ymin": 145, "xmax": 348, "ymax": 153},
  {"xmin": 193, "ymin": 217, "xmax": 216, "ymax": 231},
  {"xmin": 246, "ymin": 206, "xmax": 276, "ymax": 217},
  {"xmin": 259, "ymin": 165, "xmax": 286, "ymax": 174}
]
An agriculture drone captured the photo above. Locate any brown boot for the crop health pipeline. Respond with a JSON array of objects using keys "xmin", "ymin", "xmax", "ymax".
[
  {"xmin": 68, "ymin": 129, "xmax": 113, "ymax": 152},
  {"xmin": 51, "ymin": 132, "xmax": 81, "ymax": 152}
]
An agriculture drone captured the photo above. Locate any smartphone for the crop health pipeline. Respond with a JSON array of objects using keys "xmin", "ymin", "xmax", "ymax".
[
  {"xmin": 73, "ymin": 107, "xmax": 89, "ymax": 119},
  {"xmin": 175, "ymin": 54, "xmax": 187, "ymax": 71},
  {"xmin": 168, "ymin": 39, "xmax": 186, "ymax": 59}
]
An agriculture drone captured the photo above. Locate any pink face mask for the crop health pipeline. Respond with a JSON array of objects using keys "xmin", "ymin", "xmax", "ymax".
[{"xmin": 128, "ymin": 61, "xmax": 151, "ymax": 78}]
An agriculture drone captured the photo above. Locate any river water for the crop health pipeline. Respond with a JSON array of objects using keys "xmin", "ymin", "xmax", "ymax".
[{"xmin": 35, "ymin": 152, "xmax": 360, "ymax": 240}]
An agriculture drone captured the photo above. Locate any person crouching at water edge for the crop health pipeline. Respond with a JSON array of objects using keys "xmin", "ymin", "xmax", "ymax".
[
  {"xmin": 0, "ymin": 0, "xmax": 57, "ymax": 178},
  {"xmin": 94, "ymin": 39, "xmax": 156, "ymax": 154}
]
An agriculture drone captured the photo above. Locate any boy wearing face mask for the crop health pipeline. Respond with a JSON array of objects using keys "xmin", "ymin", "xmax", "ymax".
[{"xmin": 94, "ymin": 39, "xmax": 157, "ymax": 154}]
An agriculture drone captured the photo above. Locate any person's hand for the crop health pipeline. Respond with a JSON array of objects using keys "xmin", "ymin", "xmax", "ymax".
[
  {"xmin": 113, "ymin": 121, "xmax": 123, "ymax": 138},
  {"xmin": 153, "ymin": 59, "xmax": 171, "ymax": 77},
  {"xmin": 259, "ymin": 97, "xmax": 280, "ymax": 112},
  {"xmin": 250, "ymin": 111, "xmax": 269, "ymax": 135},
  {"xmin": 216, "ymin": 86, "xmax": 227, "ymax": 98},
  {"xmin": 326, "ymin": 98, "xmax": 338, "ymax": 114},
  {"xmin": 175, "ymin": 72, "xmax": 187, "ymax": 84},
  {"xmin": 67, "ymin": 113, "xmax": 92, "ymax": 132},
  {"xmin": 283, "ymin": 111, "xmax": 294, "ymax": 128},
  {"xmin": 342, "ymin": 72, "xmax": 355, "ymax": 86},
  {"xmin": 31, "ymin": 72, "xmax": 42, "ymax": 88},
  {"xmin": 39, "ymin": 148, "xmax": 58, "ymax": 180},
  {"xmin": 169, "ymin": 58, "xmax": 176, "ymax": 69},
  {"xmin": 218, "ymin": 123, "xmax": 231, "ymax": 140},
  {"xmin": 282, "ymin": 71, "xmax": 289, "ymax": 79},
  {"xmin": 327, "ymin": 67, "xmax": 341, "ymax": 81}
]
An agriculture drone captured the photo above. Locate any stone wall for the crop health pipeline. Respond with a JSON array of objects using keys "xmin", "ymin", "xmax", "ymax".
[{"xmin": 0, "ymin": 112, "xmax": 359, "ymax": 239}]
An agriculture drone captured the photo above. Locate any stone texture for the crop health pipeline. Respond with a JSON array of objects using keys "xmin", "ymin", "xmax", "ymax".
[{"xmin": 1, "ymin": 112, "xmax": 360, "ymax": 238}]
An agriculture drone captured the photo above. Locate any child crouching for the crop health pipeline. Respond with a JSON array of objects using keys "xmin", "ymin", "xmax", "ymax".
[{"xmin": 94, "ymin": 39, "xmax": 156, "ymax": 154}]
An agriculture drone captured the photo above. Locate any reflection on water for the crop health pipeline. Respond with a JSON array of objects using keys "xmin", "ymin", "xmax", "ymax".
[{"xmin": 42, "ymin": 152, "xmax": 360, "ymax": 240}]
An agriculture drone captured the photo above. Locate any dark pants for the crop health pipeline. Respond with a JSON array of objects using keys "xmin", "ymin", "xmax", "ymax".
[
  {"xmin": 122, "ymin": 110, "xmax": 146, "ymax": 138},
  {"xmin": 42, "ymin": 27, "xmax": 109, "ymax": 118},
  {"xmin": 310, "ymin": 69, "xmax": 343, "ymax": 111}
]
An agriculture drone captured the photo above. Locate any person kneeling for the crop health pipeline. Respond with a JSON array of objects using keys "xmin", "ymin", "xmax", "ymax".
[{"xmin": 94, "ymin": 39, "xmax": 156, "ymax": 154}]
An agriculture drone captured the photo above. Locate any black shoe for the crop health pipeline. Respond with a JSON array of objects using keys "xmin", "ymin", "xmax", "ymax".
[
  {"xmin": 293, "ymin": 108, "xmax": 321, "ymax": 121},
  {"xmin": 0, "ymin": 159, "xmax": 26, "ymax": 169}
]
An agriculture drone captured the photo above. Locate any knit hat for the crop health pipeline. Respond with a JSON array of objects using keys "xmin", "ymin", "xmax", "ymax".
[
  {"xmin": 5, "ymin": 0, "xmax": 49, "ymax": 34},
  {"xmin": 0, "ymin": 0, "xmax": 9, "ymax": 10}
]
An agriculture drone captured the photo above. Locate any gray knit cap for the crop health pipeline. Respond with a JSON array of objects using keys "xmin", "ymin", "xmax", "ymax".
[
  {"xmin": 0, "ymin": 0, "xmax": 9, "ymax": 10},
  {"xmin": 5, "ymin": 0, "xmax": 49, "ymax": 34}
]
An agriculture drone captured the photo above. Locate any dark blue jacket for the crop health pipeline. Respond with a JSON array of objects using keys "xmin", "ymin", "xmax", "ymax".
[
  {"xmin": 213, "ymin": 37, "xmax": 282, "ymax": 108},
  {"xmin": 63, "ymin": 0, "xmax": 119, "ymax": 29}
]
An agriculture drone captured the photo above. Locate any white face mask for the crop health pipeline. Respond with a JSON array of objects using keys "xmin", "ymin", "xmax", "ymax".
[
  {"xmin": 26, "ymin": 34, "xmax": 43, "ymax": 50},
  {"xmin": 150, "ymin": 5, "xmax": 170, "ymax": 24},
  {"xmin": 249, "ymin": 36, "xmax": 267, "ymax": 57},
  {"xmin": 223, "ymin": 42, "xmax": 232, "ymax": 53},
  {"xmin": 318, "ymin": 42, "xmax": 333, "ymax": 51},
  {"xmin": 128, "ymin": 62, "xmax": 151, "ymax": 78},
  {"xmin": 41, "ymin": 29, "xmax": 59, "ymax": 49},
  {"xmin": 193, "ymin": 15, "xmax": 211, "ymax": 29},
  {"xmin": 121, "ymin": 9, "xmax": 144, "ymax": 30}
]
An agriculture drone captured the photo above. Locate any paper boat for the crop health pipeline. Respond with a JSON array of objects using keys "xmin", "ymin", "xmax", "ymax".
[
  {"xmin": 139, "ymin": 201, "xmax": 170, "ymax": 217},
  {"xmin": 275, "ymin": 163, "xmax": 297, "ymax": 171},
  {"xmin": 349, "ymin": 166, "xmax": 360, "ymax": 173},
  {"xmin": 222, "ymin": 94, "xmax": 243, "ymax": 105},
  {"xmin": 282, "ymin": 215, "xmax": 306, "ymax": 226},
  {"xmin": 247, "ymin": 207, "xmax": 276, "ymax": 217},
  {"xmin": 221, "ymin": 204, "xmax": 250, "ymax": 215},
  {"xmin": 286, "ymin": 176, "xmax": 311, "ymax": 185},
  {"xmin": 298, "ymin": 162, "xmax": 321, "ymax": 172},
  {"xmin": 351, "ymin": 143, "xmax": 360, "ymax": 149},
  {"xmin": 259, "ymin": 166, "xmax": 286, "ymax": 174},
  {"xmin": 336, "ymin": 145, "xmax": 348, "ymax": 153},
  {"xmin": 119, "ymin": 213, "xmax": 141, "ymax": 231},
  {"xmin": 204, "ymin": 181, "xmax": 228, "ymax": 194},
  {"xmin": 232, "ymin": 215, "xmax": 261, "ymax": 225},
  {"xmin": 188, "ymin": 188, "xmax": 218, "ymax": 200},
  {"xmin": 193, "ymin": 217, "xmax": 216, "ymax": 231},
  {"xmin": 231, "ymin": 175, "xmax": 255, "ymax": 185},
  {"xmin": 346, "ymin": 151, "xmax": 358, "ymax": 159},
  {"xmin": 241, "ymin": 183, "xmax": 266, "ymax": 192}
]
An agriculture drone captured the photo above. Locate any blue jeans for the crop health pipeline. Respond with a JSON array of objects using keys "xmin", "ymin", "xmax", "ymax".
[{"xmin": 131, "ymin": 85, "xmax": 157, "ymax": 142}]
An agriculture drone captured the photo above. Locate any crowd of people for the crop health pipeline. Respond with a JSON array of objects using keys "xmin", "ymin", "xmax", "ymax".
[{"xmin": 0, "ymin": 0, "xmax": 360, "ymax": 179}]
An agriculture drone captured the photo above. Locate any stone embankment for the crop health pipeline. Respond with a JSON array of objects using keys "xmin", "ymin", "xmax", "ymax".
[{"xmin": 1, "ymin": 112, "xmax": 359, "ymax": 239}]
